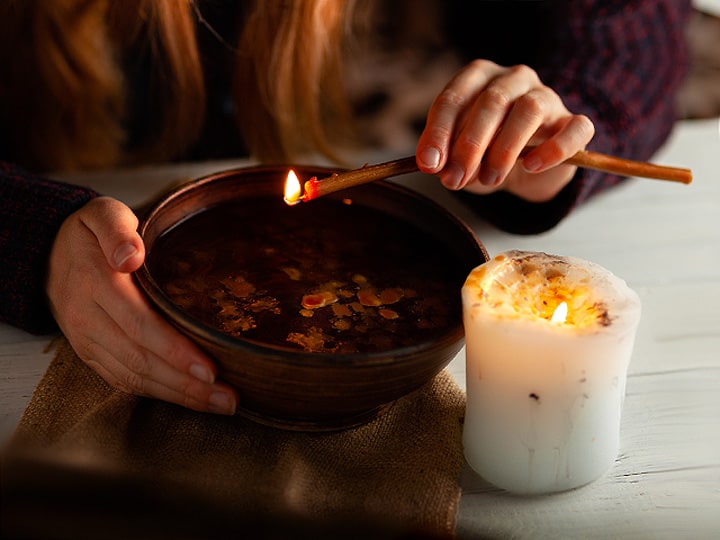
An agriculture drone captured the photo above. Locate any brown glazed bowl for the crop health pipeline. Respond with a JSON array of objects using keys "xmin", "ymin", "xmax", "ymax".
[{"xmin": 135, "ymin": 165, "xmax": 488, "ymax": 431}]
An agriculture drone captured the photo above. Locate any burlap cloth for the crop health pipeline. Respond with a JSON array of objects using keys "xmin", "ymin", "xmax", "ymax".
[{"xmin": 1, "ymin": 337, "xmax": 466, "ymax": 539}]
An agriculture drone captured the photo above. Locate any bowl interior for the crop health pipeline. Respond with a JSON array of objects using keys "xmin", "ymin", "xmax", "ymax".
[
  {"xmin": 139, "ymin": 167, "xmax": 487, "ymax": 361},
  {"xmin": 135, "ymin": 164, "xmax": 489, "ymax": 429}
]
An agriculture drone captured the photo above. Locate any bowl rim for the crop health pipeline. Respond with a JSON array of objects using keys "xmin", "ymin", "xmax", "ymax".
[{"xmin": 135, "ymin": 164, "xmax": 488, "ymax": 366}]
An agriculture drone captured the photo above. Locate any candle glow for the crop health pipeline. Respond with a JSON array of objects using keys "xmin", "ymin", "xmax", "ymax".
[
  {"xmin": 461, "ymin": 250, "xmax": 641, "ymax": 494},
  {"xmin": 551, "ymin": 301, "xmax": 568, "ymax": 324}
]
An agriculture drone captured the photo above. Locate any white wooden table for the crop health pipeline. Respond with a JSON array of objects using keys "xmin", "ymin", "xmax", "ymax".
[
  {"xmin": 694, "ymin": 0, "xmax": 720, "ymax": 15},
  {"xmin": 2, "ymin": 118, "xmax": 719, "ymax": 538}
]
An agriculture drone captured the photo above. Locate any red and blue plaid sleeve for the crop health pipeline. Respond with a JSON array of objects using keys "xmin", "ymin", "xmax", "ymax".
[
  {"xmin": 458, "ymin": 0, "xmax": 693, "ymax": 234},
  {"xmin": 0, "ymin": 162, "xmax": 98, "ymax": 334}
]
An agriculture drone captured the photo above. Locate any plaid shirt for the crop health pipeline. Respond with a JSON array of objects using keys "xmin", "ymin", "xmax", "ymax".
[
  {"xmin": 453, "ymin": 0, "xmax": 692, "ymax": 232},
  {"xmin": 0, "ymin": 163, "xmax": 98, "ymax": 333},
  {"xmin": 0, "ymin": 0, "xmax": 692, "ymax": 333}
]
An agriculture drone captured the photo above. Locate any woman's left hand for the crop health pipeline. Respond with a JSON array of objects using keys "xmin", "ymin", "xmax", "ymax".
[{"xmin": 415, "ymin": 59, "xmax": 595, "ymax": 202}]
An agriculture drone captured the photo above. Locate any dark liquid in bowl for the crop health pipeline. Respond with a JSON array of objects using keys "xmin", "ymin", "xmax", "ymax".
[{"xmin": 148, "ymin": 197, "xmax": 463, "ymax": 354}]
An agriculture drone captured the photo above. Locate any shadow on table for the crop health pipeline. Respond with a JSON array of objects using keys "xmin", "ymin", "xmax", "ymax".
[{"xmin": 0, "ymin": 456, "xmax": 449, "ymax": 540}]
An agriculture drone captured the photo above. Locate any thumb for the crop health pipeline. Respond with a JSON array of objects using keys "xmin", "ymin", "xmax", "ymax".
[{"xmin": 80, "ymin": 196, "xmax": 146, "ymax": 272}]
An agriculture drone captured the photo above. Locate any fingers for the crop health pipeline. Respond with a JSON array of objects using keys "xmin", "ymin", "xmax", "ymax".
[
  {"xmin": 451, "ymin": 64, "xmax": 544, "ymax": 189},
  {"xmin": 417, "ymin": 59, "xmax": 505, "ymax": 178},
  {"xmin": 94, "ymin": 267, "xmax": 239, "ymax": 414},
  {"xmin": 472, "ymin": 85, "xmax": 551, "ymax": 186},
  {"xmin": 77, "ymin": 305, "xmax": 237, "ymax": 415},
  {"xmin": 80, "ymin": 196, "xmax": 145, "ymax": 272},
  {"xmin": 417, "ymin": 60, "xmax": 596, "ymax": 200},
  {"xmin": 521, "ymin": 114, "xmax": 596, "ymax": 173},
  {"xmin": 417, "ymin": 60, "xmax": 535, "ymax": 187},
  {"xmin": 48, "ymin": 198, "xmax": 238, "ymax": 415}
]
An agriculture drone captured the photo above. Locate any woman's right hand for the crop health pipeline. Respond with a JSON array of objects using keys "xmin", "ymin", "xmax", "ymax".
[
  {"xmin": 46, "ymin": 196, "xmax": 238, "ymax": 415},
  {"xmin": 416, "ymin": 59, "xmax": 595, "ymax": 202}
]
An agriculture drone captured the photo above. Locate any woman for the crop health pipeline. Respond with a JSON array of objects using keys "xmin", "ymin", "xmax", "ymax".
[{"xmin": 0, "ymin": 0, "xmax": 691, "ymax": 415}]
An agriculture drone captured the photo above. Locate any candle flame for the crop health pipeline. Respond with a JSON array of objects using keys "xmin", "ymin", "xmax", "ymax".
[
  {"xmin": 284, "ymin": 170, "xmax": 302, "ymax": 205},
  {"xmin": 550, "ymin": 301, "xmax": 568, "ymax": 324}
]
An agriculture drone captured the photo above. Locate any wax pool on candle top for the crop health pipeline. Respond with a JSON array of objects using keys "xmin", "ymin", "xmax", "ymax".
[{"xmin": 461, "ymin": 250, "xmax": 641, "ymax": 494}]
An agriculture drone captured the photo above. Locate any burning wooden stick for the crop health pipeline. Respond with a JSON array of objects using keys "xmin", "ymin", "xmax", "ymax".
[{"xmin": 284, "ymin": 150, "xmax": 692, "ymax": 205}]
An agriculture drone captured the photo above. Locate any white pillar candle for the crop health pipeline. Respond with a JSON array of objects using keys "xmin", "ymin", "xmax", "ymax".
[{"xmin": 461, "ymin": 250, "xmax": 641, "ymax": 494}]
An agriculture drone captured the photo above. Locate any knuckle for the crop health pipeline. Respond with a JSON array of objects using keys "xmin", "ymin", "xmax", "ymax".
[
  {"xmin": 478, "ymin": 85, "xmax": 510, "ymax": 111},
  {"xmin": 456, "ymin": 132, "xmax": 485, "ymax": 155},
  {"xmin": 509, "ymin": 64, "xmax": 539, "ymax": 83},
  {"xmin": 121, "ymin": 311, "xmax": 146, "ymax": 342},
  {"xmin": 119, "ymin": 370, "xmax": 146, "ymax": 396},
  {"xmin": 515, "ymin": 90, "xmax": 546, "ymax": 119},
  {"xmin": 119, "ymin": 372, "xmax": 145, "ymax": 396},
  {"xmin": 466, "ymin": 58, "xmax": 495, "ymax": 72},
  {"xmin": 122, "ymin": 346, "xmax": 151, "ymax": 379},
  {"xmin": 433, "ymin": 88, "xmax": 466, "ymax": 110},
  {"xmin": 425, "ymin": 124, "xmax": 454, "ymax": 143}
]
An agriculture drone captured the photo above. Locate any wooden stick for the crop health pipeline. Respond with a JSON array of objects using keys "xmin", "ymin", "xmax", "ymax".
[
  {"xmin": 292, "ymin": 150, "xmax": 692, "ymax": 203},
  {"xmin": 564, "ymin": 149, "xmax": 692, "ymax": 184},
  {"xmin": 297, "ymin": 157, "xmax": 418, "ymax": 202}
]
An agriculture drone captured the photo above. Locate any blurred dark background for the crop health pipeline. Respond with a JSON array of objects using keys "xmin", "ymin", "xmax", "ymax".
[{"xmin": 677, "ymin": 4, "xmax": 720, "ymax": 118}]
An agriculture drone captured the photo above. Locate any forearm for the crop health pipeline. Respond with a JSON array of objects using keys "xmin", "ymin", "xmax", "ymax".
[
  {"xmin": 459, "ymin": 0, "xmax": 692, "ymax": 234},
  {"xmin": 547, "ymin": 0, "xmax": 691, "ymax": 196},
  {"xmin": 0, "ymin": 163, "xmax": 98, "ymax": 333}
]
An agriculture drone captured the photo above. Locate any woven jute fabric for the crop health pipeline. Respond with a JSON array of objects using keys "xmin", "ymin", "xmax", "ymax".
[{"xmin": 1, "ymin": 337, "xmax": 466, "ymax": 539}]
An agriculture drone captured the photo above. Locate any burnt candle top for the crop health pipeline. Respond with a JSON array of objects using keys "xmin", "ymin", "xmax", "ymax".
[{"xmin": 462, "ymin": 250, "xmax": 642, "ymax": 333}]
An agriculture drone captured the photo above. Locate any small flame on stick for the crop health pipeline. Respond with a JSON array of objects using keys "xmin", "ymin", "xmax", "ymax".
[{"xmin": 283, "ymin": 170, "xmax": 302, "ymax": 205}]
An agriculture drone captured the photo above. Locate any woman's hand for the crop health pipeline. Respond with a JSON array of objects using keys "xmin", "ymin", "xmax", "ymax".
[
  {"xmin": 416, "ymin": 59, "xmax": 595, "ymax": 202},
  {"xmin": 46, "ymin": 196, "xmax": 238, "ymax": 415}
]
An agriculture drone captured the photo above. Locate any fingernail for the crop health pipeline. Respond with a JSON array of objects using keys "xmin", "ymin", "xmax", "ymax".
[
  {"xmin": 209, "ymin": 392, "xmax": 236, "ymax": 415},
  {"xmin": 523, "ymin": 153, "xmax": 542, "ymax": 172},
  {"xmin": 479, "ymin": 167, "xmax": 499, "ymax": 186},
  {"xmin": 113, "ymin": 243, "xmax": 138, "ymax": 267},
  {"xmin": 189, "ymin": 363, "xmax": 214, "ymax": 384},
  {"xmin": 418, "ymin": 146, "xmax": 441, "ymax": 169},
  {"xmin": 441, "ymin": 162, "xmax": 465, "ymax": 190}
]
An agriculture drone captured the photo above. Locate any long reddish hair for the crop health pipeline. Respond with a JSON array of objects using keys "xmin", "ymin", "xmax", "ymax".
[{"xmin": 0, "ymin": 0, "xmax": 357, "ymax": 172}]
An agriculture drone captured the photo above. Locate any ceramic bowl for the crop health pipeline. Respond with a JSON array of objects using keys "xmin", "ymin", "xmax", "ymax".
[{"xmin": 135, "ymin": 164, "xmax": 488, "ymax": 431}]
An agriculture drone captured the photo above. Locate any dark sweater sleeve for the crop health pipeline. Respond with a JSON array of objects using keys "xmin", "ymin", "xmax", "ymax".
[
  {"xmin": 455, "ymin": 0, "xmax": 693, "ymax": 234},
  {"xmin": 0, "ymin": 162, "xmax": 99, "ymax": 334}
]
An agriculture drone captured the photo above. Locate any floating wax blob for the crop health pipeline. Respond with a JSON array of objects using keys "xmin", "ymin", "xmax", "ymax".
[{"xmin": 461, "ymin": 250, "xmax": 642, "ymax": 495}]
